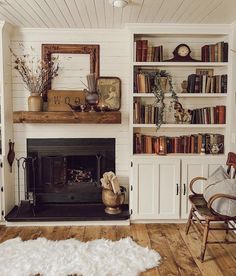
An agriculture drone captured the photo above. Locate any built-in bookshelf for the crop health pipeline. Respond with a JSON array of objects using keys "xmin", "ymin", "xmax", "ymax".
[
  {"xmin": 131, "ymin": 30, "xmax": 230, "ymax": 157},
  {"xmin": 129, "ymin": 25, "xmax": 235, "ymax": 221}
]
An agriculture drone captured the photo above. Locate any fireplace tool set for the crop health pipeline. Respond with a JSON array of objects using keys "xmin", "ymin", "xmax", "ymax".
[{"xmin": 15, "ymin": 156, "xmax": 37, "ymax": 217}]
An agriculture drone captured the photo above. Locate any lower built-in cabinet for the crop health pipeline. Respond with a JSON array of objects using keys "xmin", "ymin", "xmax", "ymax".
[{"xmin": 131, "ymin": 156, "xmax": 226, "ymax": 220}]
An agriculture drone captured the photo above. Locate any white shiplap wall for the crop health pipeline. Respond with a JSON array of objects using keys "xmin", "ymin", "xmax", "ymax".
[{"xmin": 11, "ymin": 28, "xmax": 131, "ymax": 201}]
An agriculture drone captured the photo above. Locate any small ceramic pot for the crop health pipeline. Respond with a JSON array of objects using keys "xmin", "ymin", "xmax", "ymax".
[{"xmin": 28, "ymin": 93, "xmax": 43, "ymax": 111}]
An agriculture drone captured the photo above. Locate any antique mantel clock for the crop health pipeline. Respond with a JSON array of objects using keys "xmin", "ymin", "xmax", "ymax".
[{"xmin": 164, "ymin": 43, "xmax": 200, "ymax": 62}]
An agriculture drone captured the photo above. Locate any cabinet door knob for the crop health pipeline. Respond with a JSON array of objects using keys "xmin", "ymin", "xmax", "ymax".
[
  {"xmin": 183, "ymin": 183, "xmax": 186, "ymax": 195},
  {"xmin": 176, "ymin": 183, "xmax": 179, "ymax": 195}
]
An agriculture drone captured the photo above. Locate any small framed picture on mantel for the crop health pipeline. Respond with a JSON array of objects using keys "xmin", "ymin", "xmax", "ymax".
[{"xmin": 96, "ymin": 77, "xmax": 121, "ymax": 111}]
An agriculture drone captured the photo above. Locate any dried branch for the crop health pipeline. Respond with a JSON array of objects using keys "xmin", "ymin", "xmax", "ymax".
[{"xmin": 11, "ymin": 46, "xmax": 59, "ymax": 96}]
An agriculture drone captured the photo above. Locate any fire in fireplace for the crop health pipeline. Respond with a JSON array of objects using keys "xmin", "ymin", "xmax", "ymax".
[{"xmin": 26, "ymin": 138, "xmax": 115, "ymax": 205}]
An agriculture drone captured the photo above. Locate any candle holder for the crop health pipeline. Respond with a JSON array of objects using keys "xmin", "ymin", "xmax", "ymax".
[
  {"xmin": 85, "ymin": 91, "xmax": 99, "ymax": 112},
  {"xmin": 158, "ymin": 136, "xmax": 167, "ymax": 155}
]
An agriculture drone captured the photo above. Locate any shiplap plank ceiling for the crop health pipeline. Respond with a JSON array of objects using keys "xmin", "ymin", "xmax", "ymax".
[{"xmin": 0, "ymin": 0, "xmax": 236, "ymax": 28}]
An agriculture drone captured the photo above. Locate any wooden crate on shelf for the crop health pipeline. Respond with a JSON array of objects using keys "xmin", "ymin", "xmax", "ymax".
[{"xmin": 47, "ymin": 90, "xmax": 86, "ymax": 111}]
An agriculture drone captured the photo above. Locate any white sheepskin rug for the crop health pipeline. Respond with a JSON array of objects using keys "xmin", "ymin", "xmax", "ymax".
[{"xmin": 0, "ymin": 237, "xmax": 161, "ymax": 276}]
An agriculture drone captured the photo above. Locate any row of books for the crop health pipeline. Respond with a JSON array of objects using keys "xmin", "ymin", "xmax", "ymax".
[
  {"xmin": 133, "ymin": 102, "xmax": 159, "ymax": 124},
  {"xmin": 191, "ymin": 105, "xmax": 226, "ymax": 124},
  {"xmin": 135, "ymin": 40, "xmax": 228, "ymax": 63},
  {"xmin": 134, "ymin": 70, "xmax": 227, "ymax": 94},
  {"xmin": 187, "ymin": 74, "xmax": 227, "ymax": 93},
  {"xmin": 135, "ymin": 40, "xmax": 163, "ymax": 62},
  {"xmin": 134, "ymin": 71, "xmax": 156, "ymax": 93},
  {"xmin": 133, "ymin": 103, "xmax": 226, "ymax": 125},
  {"xmin": 134, "ymin": 133, "xmax": 224, "ymax": 154},
  {"xmin": 201, "ymin": 41, "xmax": 228, "ymax": 62}
]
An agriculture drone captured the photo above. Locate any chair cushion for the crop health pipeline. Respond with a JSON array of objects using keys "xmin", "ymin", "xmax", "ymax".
[
  {"xmin": 209, "ymin": 179, "xmax": 236, "ymax": 217},
  {"xmin": 203, "ymin": 166, "xmax": 236, "ymax": 217},
  {"xmin": 203, "ymin": 166, "xmax": 229, "ymax": 202}
]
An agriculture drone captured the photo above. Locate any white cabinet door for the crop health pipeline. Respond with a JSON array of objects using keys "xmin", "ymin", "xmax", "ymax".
[
  {"xmin": 156, "ymin": 158, "xmax": 180, "ymax": 219},
  {"xmin": 181, "ymin": 159, "xmax": 206, "ymax": 219},
  {"xmin": 132, "ymin": 157, "xmax": 159, "ymax": 219},
  {"xmin": 181, "ymin": 157, "xmax": 226, "ymax": 219},
  {"xmin": 132, "ymin": 157, "xmax": 180, "ymax": 220}
]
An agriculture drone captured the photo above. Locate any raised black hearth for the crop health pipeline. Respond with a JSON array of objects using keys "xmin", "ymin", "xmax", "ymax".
[{"xmin": 6, "ymin": 138, "xmax": 130, "ymax": 222}]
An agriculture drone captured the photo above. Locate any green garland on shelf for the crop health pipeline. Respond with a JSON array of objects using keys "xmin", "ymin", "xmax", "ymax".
[{"xmin": 152, "ymin": 70, "xmax": 179, "ymax": 129}]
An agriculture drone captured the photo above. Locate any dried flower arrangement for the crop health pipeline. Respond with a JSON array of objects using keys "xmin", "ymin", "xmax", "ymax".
[{"xmin": 10, "ymin": 45, "xmax": 59, "ymax": 96}]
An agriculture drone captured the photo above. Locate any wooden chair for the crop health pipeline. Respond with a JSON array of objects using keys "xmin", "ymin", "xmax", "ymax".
[{"xmin": 185, "ymin": 152, "xmax": 236, "ymax": 262}]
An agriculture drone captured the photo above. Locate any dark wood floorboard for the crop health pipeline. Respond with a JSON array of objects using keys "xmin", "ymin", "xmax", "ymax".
[{"xmin": 0, "ymin": 223, "xmax": 235, "ymax": 276}]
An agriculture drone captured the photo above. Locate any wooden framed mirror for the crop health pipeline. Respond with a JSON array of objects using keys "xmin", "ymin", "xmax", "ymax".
[{"xmin": 41, "ymin": 44, "xmax": 100, "ymax": 101}]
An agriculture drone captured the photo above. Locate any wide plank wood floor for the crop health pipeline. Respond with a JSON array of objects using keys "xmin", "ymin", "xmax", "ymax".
[{"xmin": 0, "ymin": 223, "xmax": 235, "ymax": 276}]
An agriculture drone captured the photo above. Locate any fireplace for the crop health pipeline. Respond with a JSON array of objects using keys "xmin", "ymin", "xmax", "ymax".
[
  {"xmin": 26, "ymin": 138, "xmax": 115, "ymax": 205},
  {"xmin": 5, "ymin": 137, "xmax": 129, "ymax": 222}
]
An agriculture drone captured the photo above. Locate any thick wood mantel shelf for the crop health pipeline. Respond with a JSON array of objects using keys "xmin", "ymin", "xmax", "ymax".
[{"xmin": 13, "ymin": 111, "xmax": 121, "ymax": 124}]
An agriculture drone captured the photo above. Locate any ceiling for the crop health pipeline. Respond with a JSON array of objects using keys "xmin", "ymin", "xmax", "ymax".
[{"xmin": 0, "ymin": 0, "xmax": 236, "ymax": 29}]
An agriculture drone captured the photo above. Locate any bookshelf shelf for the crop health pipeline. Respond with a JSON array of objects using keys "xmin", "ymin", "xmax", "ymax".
[
  {"xmin": 133, "ymin": 153, "xmax": 227, "ymax": 158},
  {"xmin": 133, "ymin": 93, "xmax": 227, "ymax": 98},
  {"xmin": 133, "ymin": 124, "xmax": 226, "ymax": 128},
  {"xmin": 133, "ymin": 62, "xmax": 228, "ymax": 67}
]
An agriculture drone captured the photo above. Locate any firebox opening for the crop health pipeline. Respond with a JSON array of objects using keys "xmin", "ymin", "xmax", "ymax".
[{"xmin": 27, "ymin": 138, "xmax": 115, "ymax": 205}]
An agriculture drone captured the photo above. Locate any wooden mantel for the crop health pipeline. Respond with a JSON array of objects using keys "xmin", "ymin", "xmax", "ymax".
[{"xmin": 13, "ymin": 111, "xmax": 121, "ymax": 124}]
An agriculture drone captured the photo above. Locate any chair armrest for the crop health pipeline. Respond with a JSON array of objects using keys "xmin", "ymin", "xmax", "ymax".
[
  {"xmin": 207, "ymin": 194, "xmax": 236, "ymax": 211},
  {"xmin": 190, "ymin": 176, "xmax": 207, "ymax": 195}
]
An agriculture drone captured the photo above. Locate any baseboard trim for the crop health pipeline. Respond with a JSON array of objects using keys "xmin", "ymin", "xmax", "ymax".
[
  {"xmin": 6, "ymin": 219, "xmax": 130, "ymax": 227},
  {"xmin": 131, "ymin": 219, "xmax": 187, "ymax": 223}
]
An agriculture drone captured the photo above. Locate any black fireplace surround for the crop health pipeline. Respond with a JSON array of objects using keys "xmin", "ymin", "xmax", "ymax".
[
  {"xmin": 27, "ymin": 138, "xmax": 115, "ymax": 205},
  {"xmin": 5, "ymin": 138, "xmax": 129, "ymax": 221}
]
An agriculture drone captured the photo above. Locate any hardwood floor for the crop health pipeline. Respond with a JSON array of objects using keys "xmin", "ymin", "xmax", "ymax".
[{"xmin": 0, "ymin": 223, "xmax": 235, "ymax": 276}]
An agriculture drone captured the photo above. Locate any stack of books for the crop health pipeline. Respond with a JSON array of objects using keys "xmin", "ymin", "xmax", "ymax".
[
  {"xmin": 201, "ymin": 41, "xmax": 228, "ymax": 62},
  {"xmin": 134, "ymin": 133, "xmax": 224, "ymax": 154},
  {"xmin": 191, "ymin": 105, "xmax": 226, "ymax": 124},
  {"xmin": 187, "ymin": 74, "xmax": 227, "ymax": 93}
]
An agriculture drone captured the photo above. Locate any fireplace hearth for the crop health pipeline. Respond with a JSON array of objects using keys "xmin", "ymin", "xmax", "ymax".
[{"xmin": 5, "ymin": 138, "xmax": 130, "ymax": 222}]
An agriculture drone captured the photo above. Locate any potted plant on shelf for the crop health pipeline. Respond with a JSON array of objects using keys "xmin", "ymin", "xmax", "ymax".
[
  {"xmin": 152, "ymin": 70, "xmax": 179, "ymax": 128},
  {"xmin": 11, "ymin": 46, "xmax": 59, "ymax": 111}
]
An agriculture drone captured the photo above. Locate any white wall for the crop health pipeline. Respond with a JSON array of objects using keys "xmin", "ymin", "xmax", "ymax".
[
  {"xmin": 11, "ymin": 28, "xmax": 131, "ymax": 201},
  {"xmin": 230, "ymin": 23, "xmax": 236, "ymax": 153}
]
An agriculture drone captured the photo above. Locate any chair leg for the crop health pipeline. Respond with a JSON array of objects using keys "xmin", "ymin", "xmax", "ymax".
[
  {"xmin": 185, "ymin": 207, "xmax": 193, "ymax": 235},
  {"xmin": 224, "ymin": 221, "xmax": 229, "ymax": 242},
  {"xmin": 200, "ymin": 220, "xmax": 210, "ymax": 262}
]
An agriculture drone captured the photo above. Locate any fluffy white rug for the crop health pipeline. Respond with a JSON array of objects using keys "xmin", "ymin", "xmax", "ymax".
[{"xmin": 0, "ymin": 237, "xmax": 161, "ymax": 276}]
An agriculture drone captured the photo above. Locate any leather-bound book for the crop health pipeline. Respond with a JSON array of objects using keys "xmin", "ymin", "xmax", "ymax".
[
  {"xmin": 146, "ymin": 136, "xmax": 152, "ymax": 154},
  {"xmin": 198, "ymin": 134, "xmax": 203, "ymax": 153},
  {"xmin": 154, "ymin": 137, "xmax": 160, "ymax": 154},
  {"xmin": 136, "ymin": 40, "xmax": 142, "ymax": 62},
  {"xmin": 141, "ymin": 40, "xmax": 148, "ymax": 62},
  {"xmin": 223, "ymin": 42, "xmax": 228, "ymax": 62},
  {"xmin": 218, "ymin": 105, "xmax": 226, "ymax": 124}
]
